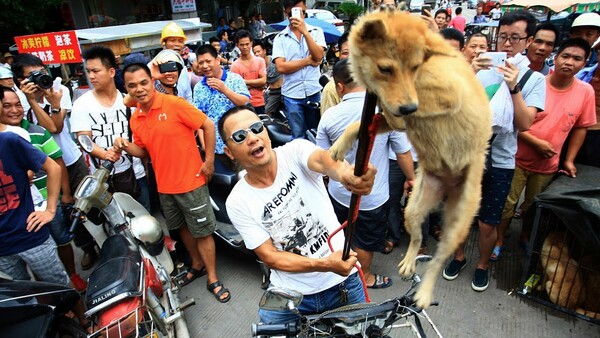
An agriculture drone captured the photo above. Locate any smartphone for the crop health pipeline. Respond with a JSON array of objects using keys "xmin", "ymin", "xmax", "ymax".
[
  {"xmin": 421, "ymin": 4, "xmax": 431, "ymax": 16},
  {"xmin": 291, "ymin": 7, "xmax": 302, "ymax": 19},
  {"xmin": 159, "ymin": 61, "xmax": 179, "ymax": 73},
  {"xmin": 480, "ymin": 52, "xmax": 507, "ymax": 67}
]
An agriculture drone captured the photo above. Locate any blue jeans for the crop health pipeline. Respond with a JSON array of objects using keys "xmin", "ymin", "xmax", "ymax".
[
  {"xmin": 136, "ymin": 176, "xmax": 151, "ymax": 213},
  {"xmin": 258, "ymin": 272, "xmax": 365, "ymax": 324},
  {"xmin": 283, "ymin": 92, "xmax": 321, "ymax": 139}
]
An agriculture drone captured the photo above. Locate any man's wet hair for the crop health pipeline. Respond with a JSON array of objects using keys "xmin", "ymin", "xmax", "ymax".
[
  {"xmin": 11, "ymin": 53, "xmax": 44, "ymax": 80},
  {"xmin": 333, "ymin": 58, "xmax": 357, "ymax": 89},
  {"xmin": 556, "ymin": 37, "xmax": 591, "ymax": 59},
  {"xmin": 236, "ymin": 29, "xmax": 252, "ymax": 44},
  {"xmin": 82, "ymin": 45, "xmax": 117, "ymax": 70},
  {"xmin": 440, "ymin": 28, "xmax": 465, "ymax": 50},
  {"xmin": 218, "ymin": 105, "xmax": 257, "ymax": 144},
  {"xmin": 534, "ymin": 22, "xmax": 560, "ymax": 46},
  {"xmin": 498, "ymin": 10, "xmax": 537, "ymax": 38},
  {"xmin": 195, "ymin": 44, "xmax": 219, "ymax": 59}
]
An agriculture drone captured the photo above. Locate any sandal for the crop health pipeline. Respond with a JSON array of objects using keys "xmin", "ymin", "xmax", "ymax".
[
  {"xmin": 489, "ymin": 246, "xmax": 503, "ymax": 262},
  {"xmin": 207, "ymin": 280, "xmax": 231, "ymax": 303},
  {"xmin": 429, "ymin": 225, "xmax": 442, "ymax": 242},
  {"xmin": 514, "ymin": 208, "xmax": 523, "ymax": 219},
  {"xmin": 179, "ymin": 267, "xmax": 207, "ymax": 286},
  {"xmin": 367, "ymin": 274, "xmax": 393, "ymax": 289},
  {"xmin": 382, "ymin": 240, "xmax": 395, "ymax": 254}
]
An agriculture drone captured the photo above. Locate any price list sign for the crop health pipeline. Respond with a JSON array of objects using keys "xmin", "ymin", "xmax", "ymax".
[{"xmin": 14, "ymin": 31, "xmax": 82, "ymax": 64}]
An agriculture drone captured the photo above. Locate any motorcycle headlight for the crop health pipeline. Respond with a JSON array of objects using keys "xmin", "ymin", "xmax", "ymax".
[{"xmin": 74, "ymin": 176, "xmax": 98, "ymax": 199}]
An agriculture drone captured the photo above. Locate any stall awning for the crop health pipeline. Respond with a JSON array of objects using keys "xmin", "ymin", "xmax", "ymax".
[{"xmin": 502, "ymin": 0, "xmax": 600, "ymax": 13}]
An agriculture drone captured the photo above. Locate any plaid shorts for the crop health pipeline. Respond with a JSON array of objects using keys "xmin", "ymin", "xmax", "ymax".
[{"xmin": 0, "ymin": 237, "xmax": 69, "ymax": 285}]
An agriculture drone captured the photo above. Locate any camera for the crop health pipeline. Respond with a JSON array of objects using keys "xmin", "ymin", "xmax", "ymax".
[
  {"xmin": 159, "ymin": 61, "xmax": 180, "ymax": 74},
  {"xmin": 27, "ymin": 70, "xmax": 53, "ymax": 89}
]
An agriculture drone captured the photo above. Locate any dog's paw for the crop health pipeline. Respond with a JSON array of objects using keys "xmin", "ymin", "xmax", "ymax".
[
  {"xmin": 414, "ymin": 286, "xmax": 433, "ymax": 309},
  {"xmin": 329, "ymin": 141, "xmax": 349, "ymax": 162},
  {"xmin": 398, "ymin": 258, "xmax": 416, "ymax": 277}
]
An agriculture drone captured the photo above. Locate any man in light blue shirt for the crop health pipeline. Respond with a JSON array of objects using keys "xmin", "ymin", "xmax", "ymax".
[
  {"xmin": 317, "ymin": 59, "xmax": 415, "ymax": 289},
  {"xmin": 273, "ymin": 0, "xmax": 326, "ymax": 139}
]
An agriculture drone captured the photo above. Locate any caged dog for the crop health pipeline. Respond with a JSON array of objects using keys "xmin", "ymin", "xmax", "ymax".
[{"xmin": 329, "ymin": 10, "xmax": 492, "ymax": 308}]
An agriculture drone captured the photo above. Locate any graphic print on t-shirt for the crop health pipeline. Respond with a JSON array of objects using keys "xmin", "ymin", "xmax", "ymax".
[
  {"xmin": 0, "ymin": 160, "xmax": 19, "ymax": 214},
  {"xmin": 261, "ymin": 172, "xmax": 331, "ymax": 258},
  {"xmin": 89, "ymin": 108, "xmax": 132, "ymax": 168}
]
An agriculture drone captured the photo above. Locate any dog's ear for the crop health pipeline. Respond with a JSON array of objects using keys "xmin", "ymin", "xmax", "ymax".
[{"xmin": 357, "ymin": 18, "xmax": 386, "ymax": 43}]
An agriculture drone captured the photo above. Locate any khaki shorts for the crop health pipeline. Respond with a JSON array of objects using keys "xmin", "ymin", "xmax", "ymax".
[{"xmin": 159, "ymin": 185, "xmax": 216, "ymax": 238}]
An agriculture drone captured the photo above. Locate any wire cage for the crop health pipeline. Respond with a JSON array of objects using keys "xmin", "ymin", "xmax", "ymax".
[{"xmin": 518, "ymin": 203, "xmax": 600, "ymax": 325}]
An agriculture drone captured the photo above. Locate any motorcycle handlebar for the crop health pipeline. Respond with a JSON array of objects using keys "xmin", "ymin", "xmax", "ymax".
[
  {"xmin": 69, "ymin": 210, "xmax": 82, "ymax": 233},
  {"xmin": 251, "ymin": 322, "xmax": 300, "ymax": 337}
]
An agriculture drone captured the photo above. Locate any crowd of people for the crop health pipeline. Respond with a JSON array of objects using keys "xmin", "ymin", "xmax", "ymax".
[{"xmin": 1, "ymin": 0, "xmax": 599, "ymax": 330}]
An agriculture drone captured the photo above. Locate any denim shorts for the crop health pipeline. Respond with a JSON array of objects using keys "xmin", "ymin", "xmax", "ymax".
[
  {"xmin": 258, "ymin": 272, "xmax": 365, "ymax": 325},
  {"xmin": 159, "ymin": 185, "xmax": 216, "ymax": 238},
  {"xmin": 45, "ymin": 203, "xmax": 74, "ymax": 246},
  {"xmin": 479, "ymin": 166, "xmax": 515, "ymax": 226}
]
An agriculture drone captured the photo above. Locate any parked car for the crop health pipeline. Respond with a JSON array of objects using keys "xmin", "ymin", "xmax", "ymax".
[
  {"xmin": 467, "ymin": 0, "xmax": 478, "ymax": 9},
  {"xmin": 305, "ymin": 9, "xmax": 345, "ymax": 33}
]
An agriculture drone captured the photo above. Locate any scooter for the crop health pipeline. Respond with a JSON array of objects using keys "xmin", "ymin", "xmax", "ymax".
[
  {"xmin": 0, "ymin": 272, "xmax": 87, "ymax": 338},
  {"xmin": 70, "ymin": 135, "xmax": 195, "ymax": 338}
]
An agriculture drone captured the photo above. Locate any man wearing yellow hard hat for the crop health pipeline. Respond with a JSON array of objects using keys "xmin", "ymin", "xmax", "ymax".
[{"xmin": 160, "ymin": 22, "xmax": 193, "ymax": 102}]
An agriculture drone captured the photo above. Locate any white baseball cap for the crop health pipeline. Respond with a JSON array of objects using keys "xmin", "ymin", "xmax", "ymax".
[
  {"xmin": 571, "ymin": 12, "xmax": 600, "ymax": 29},
  {"xmin": 0, "ymin": 66, "xmax": 12, "ymax": 79}
]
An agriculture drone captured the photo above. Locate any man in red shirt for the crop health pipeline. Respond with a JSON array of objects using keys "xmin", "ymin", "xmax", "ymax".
[
  {"xmin": 448, "ymin": 7, "xmax": 466, "ymax": 33},
  {"xmin": 493, "ymin": 38, "xmax": 597, "ymax": 258},
  {"xmin": 113, "ymin": 60, "xmax": 231, "ymax": 303},
  {"xmin": 230, "ymin": 29, "xmax": 267, "ymax": 115}
]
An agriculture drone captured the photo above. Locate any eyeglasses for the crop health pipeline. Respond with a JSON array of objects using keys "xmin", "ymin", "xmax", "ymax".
[
  {"xmin": 497, "ymin": 35, "xmax": 528, "ymax": 45},
  {"xmin": 227, "ymin": 121, "xmax": 265, "ymax": 144}
]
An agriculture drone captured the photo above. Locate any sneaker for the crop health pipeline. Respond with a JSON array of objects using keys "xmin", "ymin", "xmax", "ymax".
[
  {"xmin": 80, "ymin": 250, "xmax": 98, "ymax": 270},
  {"xmin": 471, "ymin": 268, "xmax": 489, "ymax": 292},
  {"xmin": 70, "ymin": 273, "xmax": 88, "ymax": 293},
  {"xmin": 442, "ymin": 259, "xmax": 467, "ymax": 281}
]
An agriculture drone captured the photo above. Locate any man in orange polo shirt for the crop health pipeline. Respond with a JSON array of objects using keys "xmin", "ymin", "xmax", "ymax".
[{"xmin": 113, "ymin": 60, "xmax": 231, "ymax": 303}]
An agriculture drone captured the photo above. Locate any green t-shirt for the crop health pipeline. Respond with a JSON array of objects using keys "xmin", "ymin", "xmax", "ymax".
[{"xmin": 20, "ymin": 119, "xmax": 63, "ymax": 199}]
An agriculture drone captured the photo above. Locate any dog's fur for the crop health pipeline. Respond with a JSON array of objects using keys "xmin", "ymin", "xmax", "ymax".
[
  {"xmin": 540, "ymin": 231, "xmax": 585, "ymax": 310},
  {"xmin": 329, "ymin": 11, "xmax": 492, "ymax": 308}
]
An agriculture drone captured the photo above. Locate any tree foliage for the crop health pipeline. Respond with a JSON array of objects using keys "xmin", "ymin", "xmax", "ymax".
[
  {"xmin": 0, "ymin": 0, "xmax": 65, "ymax": 34},
  {"xmin": 338, "ymin": 2, "xmax": 365, "ymax": 27}
]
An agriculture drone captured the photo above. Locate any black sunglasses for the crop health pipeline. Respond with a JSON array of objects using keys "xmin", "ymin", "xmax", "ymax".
[{"xmin": 227, "ymin": 121, "xmax": 265, "ymax": 144}]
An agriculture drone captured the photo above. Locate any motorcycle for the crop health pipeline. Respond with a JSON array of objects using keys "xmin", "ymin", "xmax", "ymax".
[
  {"xmin": 0, "ymin": 272, "xmax": 87, "ymax": 338},
  {"xmin": 70, "ymin": 135, "xmax": 195, "ymax": 338},
  {"xmin": 252, "ymin": 256, "xmax": 443, "ymax": 338}
]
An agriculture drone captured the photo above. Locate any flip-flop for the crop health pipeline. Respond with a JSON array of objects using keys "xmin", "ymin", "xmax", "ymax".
[
  {"xmin": 429, "ymin": 225, "xmax": 442, "ymax": 242},
  {"xmin": 207, "ymin": 280, "xmax": 231, "ymax": 303},
  {"xmin": 179, "ymin": 267, "xmax": 207, "ymax": 286},
  {"xmin": 382, "ymin": 240, "xmax": 395, "ymax": 254},
  {"xmin": 489, "ymin": 246, "xmax": 503, "ymax": 262},
  {"xmin": 367, "ymin": 274, "xmax": 393, "ymax": 289}
]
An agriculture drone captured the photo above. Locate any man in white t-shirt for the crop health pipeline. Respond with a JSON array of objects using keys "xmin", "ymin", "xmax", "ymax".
[
  {"xmin": 221, "ymin": 106, "xmax": 376, "ymax": 324},
  {"xmin": 70, "ymin": 46, "xmax": 150, "ymax": 213}
]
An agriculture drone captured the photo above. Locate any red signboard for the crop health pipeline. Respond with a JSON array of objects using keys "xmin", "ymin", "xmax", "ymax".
[{"xmin": 14, "ymin": 31, "xmax": 82, "ymax": 64}]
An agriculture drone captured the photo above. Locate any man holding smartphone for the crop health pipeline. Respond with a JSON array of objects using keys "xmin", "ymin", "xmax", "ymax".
[
  {"xmin": 272, "ymin": 0, "xmax": 326, "ymax": 139},
  {"xmin": 444, "ymin": 10, "xmax": 546, "ymax": 292}
]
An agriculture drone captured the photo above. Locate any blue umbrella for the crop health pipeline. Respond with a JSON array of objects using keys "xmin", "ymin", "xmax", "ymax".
[{"xmin": 269, "ymin": 18, "xmax": 342, "ymax": 44}]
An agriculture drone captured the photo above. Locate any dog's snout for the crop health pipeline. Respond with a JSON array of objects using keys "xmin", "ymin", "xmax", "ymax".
[{"xmin": 399, "ymin": 103, "xmax": 418, "ymax": 115}]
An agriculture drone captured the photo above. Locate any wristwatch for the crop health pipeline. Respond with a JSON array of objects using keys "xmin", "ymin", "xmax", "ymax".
[
  {"xmin": 50, "ymin": 107, "xmax": 61, "ymax": 114},
  {"xmin": 509, "ymin": 84, "xmax": 521, "ymax": 95}
]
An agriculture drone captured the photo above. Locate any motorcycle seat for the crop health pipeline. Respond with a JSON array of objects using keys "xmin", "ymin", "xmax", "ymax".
[
  {"xmin": 85, "ymin": 235, "xmax": 143, "ymax": 315},
  {"xmin": 212, "ymin": 156, "xmax": 238, "ymax": 190},
  {"xmin": 265, "ymin": 121, "xmax": 292, "ymax": 147}
]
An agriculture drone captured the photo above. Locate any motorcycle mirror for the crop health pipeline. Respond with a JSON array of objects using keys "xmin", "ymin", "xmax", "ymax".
[
  {"xmin": 77, "ymin": 134, "xmax": 94, "ymax": 153},
  {"xmin": 258, "ymin": 287, "xmax": 303, "ymax": 312}
]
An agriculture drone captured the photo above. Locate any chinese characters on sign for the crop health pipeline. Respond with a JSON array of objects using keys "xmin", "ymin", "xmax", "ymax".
[
  {"xmin": 14, "ymin": 31, "xmax": 82, "ymax": 64},
  {"xmin": 171, "ymin": 0, "xmax": 196, "ymax": 13}
]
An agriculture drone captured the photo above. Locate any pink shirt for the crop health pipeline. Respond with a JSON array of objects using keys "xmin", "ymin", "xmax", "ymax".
[
  {"xmin": 231, "ymin": 55, "xmax": 266, "ymax": 108},
  {"xmin": 449, "ymin": 16, "xmax": 466, "ymax": 33},
  {"xmin": 516, "ymin": 78, "xmax": 597, "ymax": 174}
]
